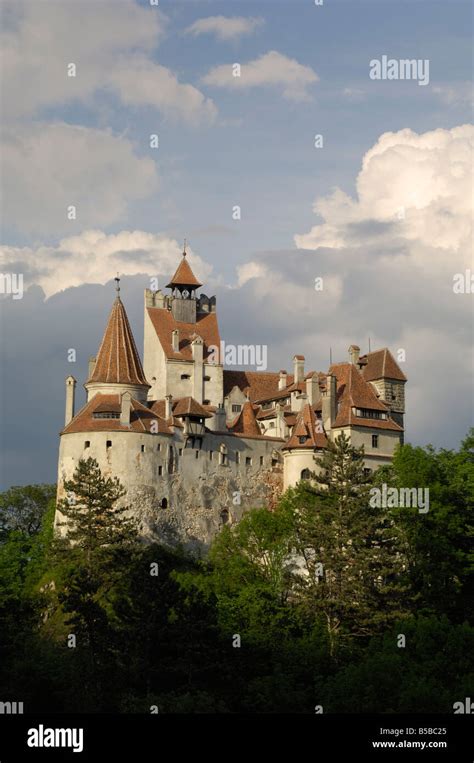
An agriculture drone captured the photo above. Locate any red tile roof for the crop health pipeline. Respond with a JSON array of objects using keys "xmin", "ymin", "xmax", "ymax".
[
  {"xmin": 360, "ymin": 348, "xmax": 407, "ymax": 382},
  {"xmin": 88, "ymin": 298, "xmax": 149, "ymax": 388},
  {"xmin": 224, "ymin": 370, "xmax": 294, "ymax": 402},
  {"xmin": 172, "ymin": 396, "xmax": 212, "ymax": 418},
  {"xmin": 329, "ymin": 363, "xmax": 403, "ymax": 431},
  {"xmin": 147, "ymin": 308, "xmax": 221, "ymax": 362},
  {"xmin": 283, "ymin": 404, "xmax": 327, "ymax": 450},
  {"xmin": 229, "ymin": 400, "xmax": 262, "ymax": 436},
  {"xmin": 62, "ymin": 394, "xmax": 170, "ymax": 435},
  {"xmin": 166, "ymin": 254, "xmax": 202, "ymax": 289}
]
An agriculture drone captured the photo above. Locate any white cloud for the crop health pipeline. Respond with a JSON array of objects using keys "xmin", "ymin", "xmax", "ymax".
[
  {"xmin": 1, "ymin": 0, "xmax": 215, "ymax": 124},
  {"xmin": 1, "ymin": 123, "xmax": 158, "ymax": 236},
  {"xmin": 432, "ymin": 82, "xmax": 473, "ymax": 107},
  {"xmin": 0, "ymin": 230, "xmax": 212, "ymax": 299},
  {"xmin": 202, "ymin": 50, "xmax": 319, "ymax": 101},
  {"xmin": 184, "ymin": 16, "xmax": 264, "ymax": 41},
  {"xmin": 295, "ymin": 125, "xmax": 473, "ymax": 259}
]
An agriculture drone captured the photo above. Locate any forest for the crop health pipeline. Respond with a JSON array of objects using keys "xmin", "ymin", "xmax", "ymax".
[{"xmin": 0, "ymin": 432, "xmax": 472, "ymax": 714}]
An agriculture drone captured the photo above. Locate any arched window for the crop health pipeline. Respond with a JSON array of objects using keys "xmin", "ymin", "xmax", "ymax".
[
  {"xmin": 301, "ymin": 468, "xmax": 311, "ymax": 481},
  {"xmin": 161, "ymin": 498, "xmax": 168, "ymax": 509}
]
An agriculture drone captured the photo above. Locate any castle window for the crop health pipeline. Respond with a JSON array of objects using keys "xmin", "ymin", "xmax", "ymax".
[
  {"xmin": 179, "ymin": 448, "xmax": 183, "ymax": 456},
  {"xmin": 157, "ymin": 443, "xmax": 161, "ymax": 452},
  {"xmin": 181, "ymin": 374, "xmax": 191, "ymax": 380},
  {"xmin": 219, "ymin": 444, "xmax": 228, "ymax": 466},
  {"xmin": 232, "ymin": 404, "xmax": 242, "ymax": 413},
  {"xmin": 372, "ymin": 435, "xmax": 379, "ymax": 448},
  {"xmin": 363, "ymin": 468, "xmax": 372, "ymax": 477},
  {"xmin": 195, "ymin": 450, "xmax": 199, "ymax": 459},
  {"xmin": 246, "ymin": 457, "xmax": 252, "ymax": 466},
  {"xmin": 301, "ymin": 469, "xmax": 311, "ymax": 481},
  {"xmin": 161, "ymin": 498, "xmax": 168, "ymax": 509},
  {"xmin": 210, "ymin": 450, "xmax": 213, "ymax": 460},
  {"xmin": 260, "ymin": 456, "xmax": 264, "ymax": 466},
  {"xmin": 141, "ymin": 445, "xmax": 145, "ymax": 453},
  {"xmin": 204, "ymin": 375, "xmax": 211, "ymax": 382},
  {"xmin": 271, "ymin": 457, "xmax": 278, "ymax": 468},
  {"xmin": 220, "ymin": 509, "xmax": 229, "ymax": 525},
  {"xmin": 84, "ymin": 441, "xmax": 90, "ymax": 449},
  {"xmin": 106, "ymin": 440, "xmax": 112, "ymax": 449},
  {"xmin": 203, "ymin": 399, "xmax": 211, "ymax": 405},
  {"xmin": 158, "ymin": 466, "xmax": 163, "ymax": 476}
]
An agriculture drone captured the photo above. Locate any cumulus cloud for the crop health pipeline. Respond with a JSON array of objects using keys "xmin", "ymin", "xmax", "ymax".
[
  {"xmin": 225, "ymin": 125, "xmax": 473, "ymax": 447},
  {"xmin": 1, "ymin": 123, "xmax": 158, "ymax": 236},
  {"xmin": 295, "ymin": 125, "xmax": 473, "ymax": 259},
  {"xmin": 1, "ymin": 0, "xmax": 215, "ymax": 124},
  {"xmin": 184, "ymin": 16, "xmax": 264, "ymax": 41},
  {"xmin": 0, "ymin": 230, "xmax": 212, "ymax": 299},
  {"xmin": 202, "ymin": 50, "xmax": 319, "ymax": 101}
]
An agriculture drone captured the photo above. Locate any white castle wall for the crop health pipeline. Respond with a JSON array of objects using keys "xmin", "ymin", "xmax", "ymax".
[{"xmin": 56, "ymin": 429, "xmax": 283, "ymax": 552}]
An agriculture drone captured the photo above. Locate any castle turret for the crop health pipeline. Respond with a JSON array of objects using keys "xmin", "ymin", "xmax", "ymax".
[
  {"xmin": 85, "ymin": 277, "xmax": 150, "ymax": 402},
  {"xmin": 166, "ymin": 248, "xmax": 202, "ymax": 324}
]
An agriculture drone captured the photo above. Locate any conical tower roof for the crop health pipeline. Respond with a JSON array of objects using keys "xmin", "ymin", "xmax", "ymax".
[
  {"xmin": 166, "ymin": 252, "xmax": 202, "ymax": 289},
  {"xmin": 88, "ymin": 295, "xmax": 149, "ymax": 387}
]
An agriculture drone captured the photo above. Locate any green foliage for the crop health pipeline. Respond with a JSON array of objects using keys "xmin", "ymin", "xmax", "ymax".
[
  {"xmin": 0, "ymin": 483, "xmax": 55, "ymax": 541},
  {"xmin": 0, "ymin": 433, "xmax": 472, "ymax": 713}
]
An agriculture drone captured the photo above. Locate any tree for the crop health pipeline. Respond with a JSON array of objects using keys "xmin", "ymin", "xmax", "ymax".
[
  {"xmin": 0, "ymin": 484, "xmax": 55, "ymax": 541},
  {"xmin": 281, "ymin": 432, "xmax": 409, "ymax": 655},
  {"xmin": 375, "ymin": 430, "xmax": 474, "ymax": 620},
  {"xmin": 56, "ymin": 457, "xmax": 138, "ymax": 573}
]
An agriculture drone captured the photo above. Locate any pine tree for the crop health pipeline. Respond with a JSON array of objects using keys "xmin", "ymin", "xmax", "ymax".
[
  {"xmin": 56, "ymin": 457, "xmax": 138, "ymax": 573},
  {"xmin": 283, "ymin": 432, "xmax": 408, "ymax": 655}
]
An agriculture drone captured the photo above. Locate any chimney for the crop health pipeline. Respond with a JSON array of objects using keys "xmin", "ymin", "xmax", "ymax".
[
  {"xmin": 290, "ymin": 390, "xmax": 306, "ymax": 413},
  {"xmin": 306, "ymin": 374, "xmax": 321, "ymax": 406},
  {"xmin": 120, "ymin": 391, "xmax": 132, "ymax": 426},
  {"xmin": 275, "ymin": 402, "xmax": 286, "ymax": 438},
  {"xmin": 65, "ymin": 375, "xmax": 76, "ymax": 425},
  {"xmin": 165, "ymin": 394, "xmax": 173, "ymax": 420},
  {"xmin": 348, "ymin": 344, "xmax": 360, "ymax": 366},
  {"xmin": 293, "ymin": 355, "xmax": 305, "ymax": 384},
  {"xmin": 322, "ymin": 374, "xmax": 337, "ymax": 431},
  {"xmin": 171, "ymin": 329, "xmax": 179, "ymax": 353},
  {"xmin": 210, "ymin": 405, "xmax": 226, "ymax": 432},
  {"xmin": 88, "ymin": 356, "xmax": 96, "ymax": 379},
  {"xmin": 191, "ymin": 335, "xmax": 203, "ymax": 363},
  {"xmin": 278, "ymin": 370, "xmax": 288, "ymax": 391}
]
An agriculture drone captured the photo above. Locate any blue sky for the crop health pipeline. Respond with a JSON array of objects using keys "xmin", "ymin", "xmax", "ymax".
[{"xmin": 0, "ymin": 0, "xmax": 472, "ymax": 488}]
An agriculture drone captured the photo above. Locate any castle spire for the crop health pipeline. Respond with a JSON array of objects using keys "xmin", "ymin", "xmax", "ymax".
[
  {"xmin": 87, "ymin": 286, "xmax": 149, "ymax": 390},
  {"xmin": 166, "ymin": 246, "xmax": 202, "ymax": 291}
]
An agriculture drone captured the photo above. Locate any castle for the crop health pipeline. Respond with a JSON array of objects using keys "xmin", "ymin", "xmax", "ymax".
[{"xmin": 55, "ymin": 250, "xmax": 406, "ymax": 550}]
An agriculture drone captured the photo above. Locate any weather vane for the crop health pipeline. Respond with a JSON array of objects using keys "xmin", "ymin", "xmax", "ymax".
[
  {"xmin": 114, "ymin": 273, "xmax": 120, "ymax": 295},
  {"xmin": 183, "ymin": 238, "xmax": 187, "ymax": 256}
]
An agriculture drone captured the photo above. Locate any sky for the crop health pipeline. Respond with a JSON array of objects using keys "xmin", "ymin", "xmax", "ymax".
[{"xmin": 0, "ymin": 0, "xmax": 472, "ymax": 489}]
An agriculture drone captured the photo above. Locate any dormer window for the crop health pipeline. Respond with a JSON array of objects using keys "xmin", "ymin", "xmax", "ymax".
[
  {"xmin": 93, "ymin": 411, "xmax": 120, "ymax": 419},
  {"xmin": 299, "ymin": 436, "xmax": 307, "ymax": 444},
  {"xmin": 232, "ymin": 404, "xmax": 242, "ymax": 412}
]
